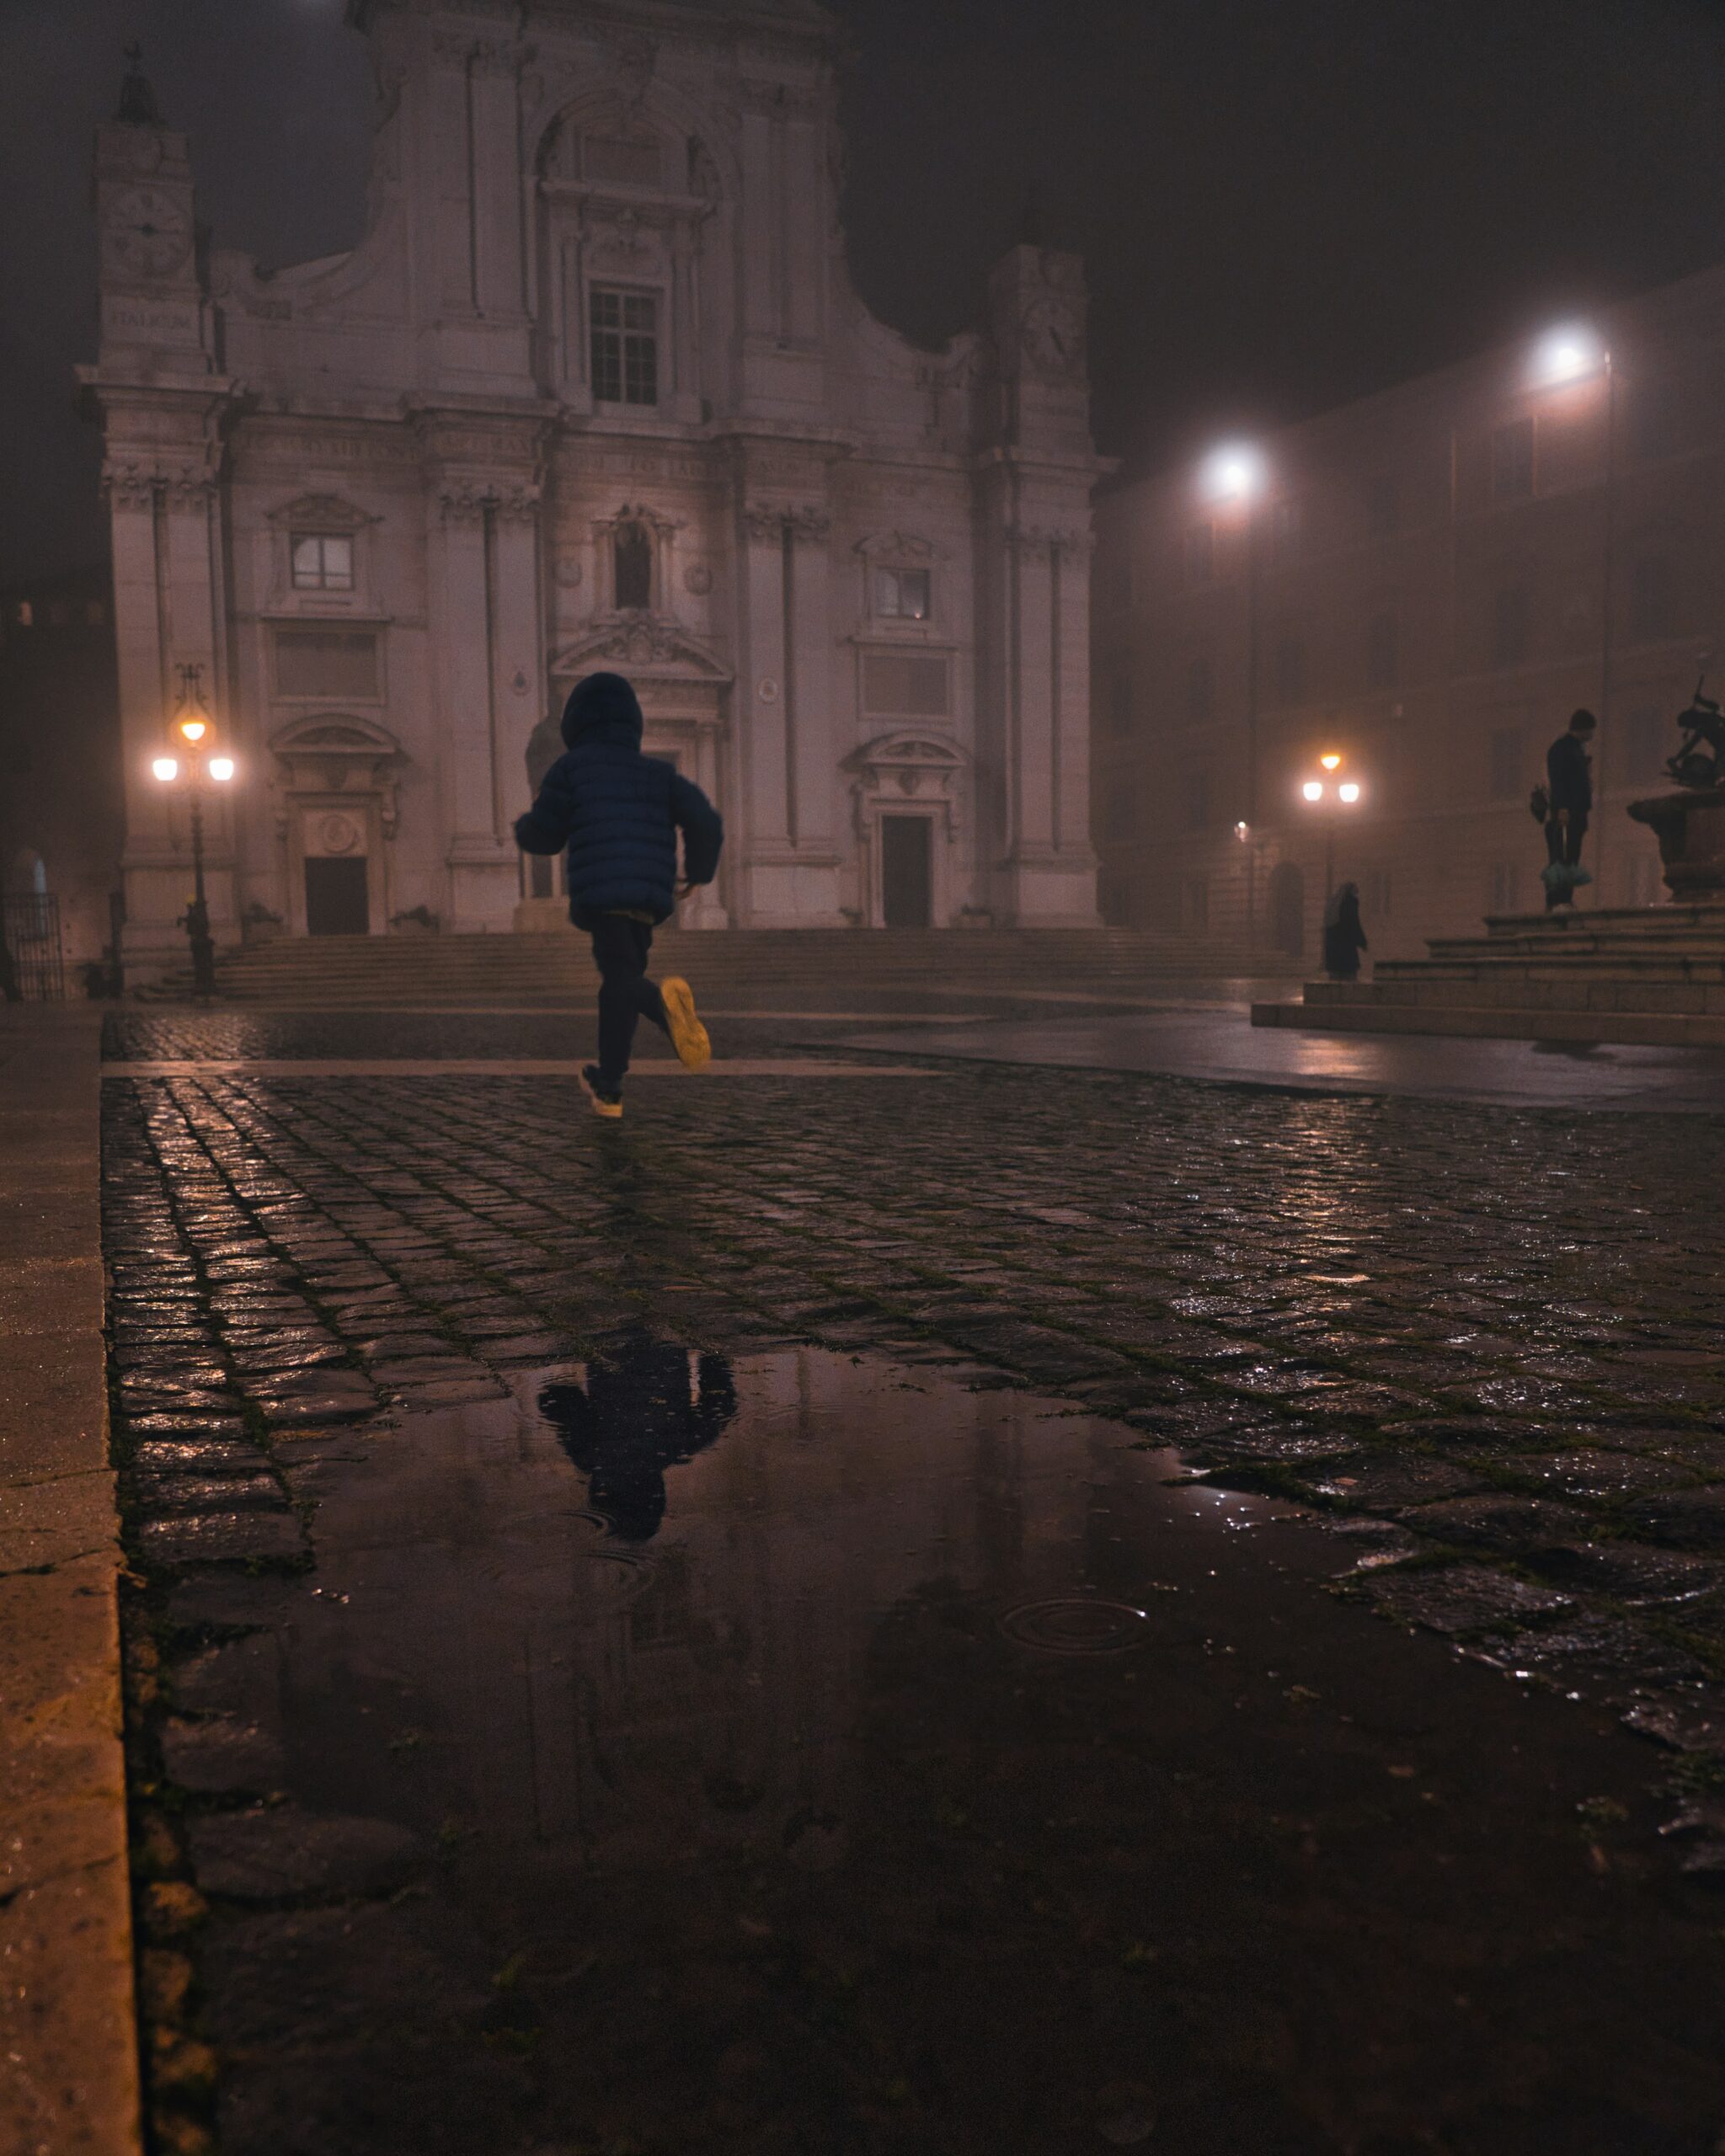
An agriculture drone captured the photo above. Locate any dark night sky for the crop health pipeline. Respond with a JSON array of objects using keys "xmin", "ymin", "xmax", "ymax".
[{"xmin": 7, "ymin": 0, "xmax": 1725, "ymax": 586}]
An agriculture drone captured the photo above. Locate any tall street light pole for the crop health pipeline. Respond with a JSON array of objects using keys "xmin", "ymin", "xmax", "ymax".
[
  {"xmin": 1530, "ymin": 325, "xmax": 1616, "ymax": 902},
  {"xmin": 1301, "ymin": 751, "xmax": 1363, "ymax": 903},
  {"xmin": 152, "ymin": 663, "xmax": 236, "ymax": 1000},
  {"xmin": 1200, "ymin": 442, "xmax": 1268, "ymax": 939}
]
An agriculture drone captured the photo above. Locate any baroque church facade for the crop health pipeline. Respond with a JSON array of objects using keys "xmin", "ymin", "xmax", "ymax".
[{"xmin": 83, "ymin": 0, "xmax": 1102, "ymax": 966}]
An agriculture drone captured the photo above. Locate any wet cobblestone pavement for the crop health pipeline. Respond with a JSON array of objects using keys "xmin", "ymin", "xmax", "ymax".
[{"xmin": 101, "ymin": 1013, "xmax": 1725, "ymax": 2151}]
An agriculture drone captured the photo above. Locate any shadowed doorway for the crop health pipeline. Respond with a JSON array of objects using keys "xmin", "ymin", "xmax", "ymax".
[
  {"xmin": 880, "ymin": 814, "xmax": 932, "ymax": 927},
  {"xmin": 305, "ymin": 857, "xmax": 369, "ymax": 935}
]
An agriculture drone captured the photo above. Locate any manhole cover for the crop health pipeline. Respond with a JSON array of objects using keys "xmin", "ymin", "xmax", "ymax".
[{"xmin": 998, "ymin": 1598, "xmax": 1155, "ymax": 1654}]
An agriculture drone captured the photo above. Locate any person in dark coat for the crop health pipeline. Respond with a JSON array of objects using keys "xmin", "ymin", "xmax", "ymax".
[
  {"xmin": 1543, "ymin": 707, "xmax": 1596, "ymax": 910},
  {"xmin": 538, "ymin": 1335, "xmax": 737, "ymax": 1543},
  {"xmin": 1322, "ymin": 881, "xmax": 1368, "ymax": 980},
  {"xmin": 515, "ymin": 671, "xmax": 723, "ymax": 1117}
]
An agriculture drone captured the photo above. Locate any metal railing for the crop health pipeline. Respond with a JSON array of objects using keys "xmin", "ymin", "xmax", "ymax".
[{"xmin": 1, "ymin": 892, "xmax": 65, "ymax": 1001}]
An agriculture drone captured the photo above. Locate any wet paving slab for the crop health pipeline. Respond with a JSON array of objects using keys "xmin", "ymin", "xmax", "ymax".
[{"xmin": 133, "ymin": 1349, "xmax": 1725, "ymax": 2156}]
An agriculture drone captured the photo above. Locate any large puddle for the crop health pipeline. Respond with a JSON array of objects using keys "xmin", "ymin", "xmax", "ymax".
[{"xmin": 168, "ymin": 1348, "xmax": 1725, "ymax": 2155}]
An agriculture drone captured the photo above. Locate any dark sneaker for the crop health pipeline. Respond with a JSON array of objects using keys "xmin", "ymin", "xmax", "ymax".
[
  {"xmin": 659, "ymin": 976, "xmax": 711, "ymax": 1070},
  {"xmin": 579, "ymin": 1065, "xmax": 623, "ymax": 1119}
]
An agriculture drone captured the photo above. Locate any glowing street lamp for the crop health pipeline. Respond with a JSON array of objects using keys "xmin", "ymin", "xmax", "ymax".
[
  {"xmin": 1199, "ymin": 440, "xmax": 1267, "ymax": 506},
  {"xmin": 1300, "ymin": 751, "xmax": 1365, "ymax": 899},
  {"xmin": 151, "ymin": 663, "xmax": 235, "ymax": 997},
  {"xmin": 1529, "ymin": 322, "xmax": 1607, "ymax": 391}
]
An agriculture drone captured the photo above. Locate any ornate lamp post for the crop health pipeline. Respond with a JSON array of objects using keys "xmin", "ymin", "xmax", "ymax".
[
  {"xmin": 1300, "ymin": 750, "xmax": 1364, "ymax": 900},
  {"xmin": 151, "ymin": 664, "xmax": 235, "ymax": 998}
]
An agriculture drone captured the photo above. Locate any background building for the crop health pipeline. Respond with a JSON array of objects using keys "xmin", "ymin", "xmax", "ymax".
[
  {"xmin": 0, "ymin": 564, "xmax": 122, "ymax": 985},
  {"xmin": 80, "ymin": 2, "xmax": 1102, "ymax": 976},
  {"xmin": 1092, "ymin": 277, "xmax": 1725, "ymax": 963}
]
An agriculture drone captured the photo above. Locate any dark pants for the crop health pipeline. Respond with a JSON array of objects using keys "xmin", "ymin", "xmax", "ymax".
[
  {"xmin": 586, "ymin": 913, "xmax": 668, "ymax": 1086},
  {"xmin": 1544, "ymin": 812, "xmax": 1588, "ymax": 907}
]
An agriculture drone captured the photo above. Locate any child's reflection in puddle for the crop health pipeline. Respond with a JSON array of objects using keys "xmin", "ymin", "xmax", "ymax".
[{"xmin": 539, "ymin": 1333, "xmax": 737, "ymax": 1541}]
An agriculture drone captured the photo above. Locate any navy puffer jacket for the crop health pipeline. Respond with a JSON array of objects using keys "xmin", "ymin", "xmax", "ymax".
[{"xmin": 514, "ymin": 672, "xmax": 723, "ymax": 925}]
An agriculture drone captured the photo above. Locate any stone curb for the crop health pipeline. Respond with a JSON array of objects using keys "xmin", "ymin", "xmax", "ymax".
[{"xmin": 0, "ymin": 1006, "xmax": 141, "ymax": 2156}]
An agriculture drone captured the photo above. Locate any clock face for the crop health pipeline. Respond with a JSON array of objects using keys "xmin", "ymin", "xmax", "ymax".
[{"xmin": 105, "ymin": 184, "xmax": 192, "ymax": 279}]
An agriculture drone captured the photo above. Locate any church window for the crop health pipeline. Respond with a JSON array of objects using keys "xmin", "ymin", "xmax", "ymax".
[
  {"xmin": 591, "ymin": 289, "xmax": 659, "ymax": 406},
  {"xmin": 273, "ymin": 628, "xmax": 380, "ymax": 701},
  {"xmin": 291, "ymin": 534, "xmax": 354, "ymax": 592},
  {"xmin": 862, "ymin": 654, "xmax": 949, "ymax": 717},
  {"xmin": 874, "ymin": 567, "xmax": 930, "ymax": 621},
  {"xmin": 581, "ymin": 135, "xmax": 662, "ymax": 189},
  {"xmin": 613, "ymin": 522, "xmax": 653, "ymax": 611}
]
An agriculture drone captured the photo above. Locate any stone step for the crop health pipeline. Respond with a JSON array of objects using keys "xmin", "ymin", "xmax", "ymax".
[{"xmin": 1252, "ymin": 997, "xmax": 1725, "ymax": 1049}]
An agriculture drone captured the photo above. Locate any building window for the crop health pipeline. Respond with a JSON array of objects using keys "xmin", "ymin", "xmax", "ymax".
[
  {"xmin": 1183, "ymin": 521, "xmax": 1214, "ymax": 586},
  {"xmin": 1365, "ymin": 610, "xmax": 1399, "ymax": 689},
  {"xmin": 874, "ymin": 567, "xmax": 931, "ymax": 621},
  {"xmin": 1490, "ymin": 418, "xmax": 1535, "ymax": 502},
  {"xmin": 590, "ymin": 288, "xmax": 659, "ymax": 406},
  {"xmin": 1366, "ymin": 475, "xmax": 1400, "ymax": 537},
  {"xmin": 1184, "ymin": 655, "xmax": 1212, "ymax": 723},
  {"xmin": 1270, "ymin": 496, "xmax": 1304, "ymax": 559},
  {"xmin": 1489, "ymin": 861, "xmax": 1521, "ymax": 914},
  {"xmin": 1488, "ymin": 725, "xmax": 1525, "ymax": 802},
  {"xmin": 1181, "ymin": 768, "xmax": 1210, "ymax": 831},
  {"xmin": 862, "ymin": 653, "xmax": 949, "ymax": 716},
  {"xmin": 291, "ymin": 533, "xmax": 354, "ymax": 592},
  {"xmin": 1492, "ymin": 584, "xmax": 1528, "ymax": 668},
  {"xmin": 273, "ymin": 627, "xmax": 381, "ymax": 700},
  {"xmin": 1273, "ymin": 632, "xmax": 1304, "ymax": 707},
  {"xmin": 613, "ymin": 522, "xmax": 653, "ymax": 611},
  {"xmin": 1363, "ymin": 865, "xmax": 1392, "ymax": 921},
  {"xmin": 1631, "ymin": 555, "xmax": 1673, "ymax": 643}
]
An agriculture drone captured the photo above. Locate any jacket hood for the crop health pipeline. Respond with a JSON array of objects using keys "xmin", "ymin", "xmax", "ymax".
[{"xmin": 561, "ymin": 671, "xmax": 644, "ymax": 748}]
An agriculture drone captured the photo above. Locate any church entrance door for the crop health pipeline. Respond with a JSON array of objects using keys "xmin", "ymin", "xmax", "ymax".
[
  {"xmin": 881, "ymin": 815, "xmax": 933, "ymax": 928},
  {"xmin": 305, "ymin": 857, "xmax": 370, "ymax": 936}
]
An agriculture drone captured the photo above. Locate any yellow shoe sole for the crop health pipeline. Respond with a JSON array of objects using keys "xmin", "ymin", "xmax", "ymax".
[
  {"xmin": 579, "ymin": 1068, "xmax": 623, "ymax": 1118},
  {"xmin": 660, "ymin": 977, "xmax": 711, "ymax": 1070}
]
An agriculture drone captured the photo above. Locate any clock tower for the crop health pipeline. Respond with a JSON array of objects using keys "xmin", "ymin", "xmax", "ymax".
[
  {"xmin": 82, "ymin": 49, "xmax": 234, "ymax": 969},
  {"xmin": 93, "ymin": 48, "xmax": 210, "ymax": 375}
]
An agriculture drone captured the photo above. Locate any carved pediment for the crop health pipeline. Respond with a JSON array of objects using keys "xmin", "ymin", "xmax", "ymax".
[
  {"xmin": 270, "ymin": 712, "xmax": 401, "ymax": 758},
  {"xmin": 854, "ymin": 529, "xmax": 948, "ymax": 564},
  {"xmin": 264, "ymin": 492, "xmax": 377, "ymax": 531},
  {"xmin": 845, "ymin": 730, "xmax": 967, "ymax": 775},
  {"xmin": 549, "ymin": 619, "xmax": 732, "ymax": 685}
]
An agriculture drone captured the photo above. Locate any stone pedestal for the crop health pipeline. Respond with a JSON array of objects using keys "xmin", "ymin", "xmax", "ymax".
[{"xmin": 1629, "ymin": 786, "xmax": 1725, "ymax": 899}]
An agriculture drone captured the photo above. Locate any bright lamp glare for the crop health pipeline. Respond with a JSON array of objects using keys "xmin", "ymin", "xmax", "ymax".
[
  {"xmin": 1338, "ymin": 781, "xmax": 1361, "ymax": 803},
  {"xmin": 208, "ymin": 756, "xmax": 236, "ymax": 782},
  {"xmin": 1301, "ymin": 780, "xmax": 1324, "ymax": 802},
  {"xmin": 152, "ymin": 756, "xmax": 179, "ymax": 782},
  {"xmin": 1319, "ymin": 752, "xmax": 1342, "ymax": 771},
  {"xmin": 1199, "ymin": 441, "xmax": 1265, "ymax": 504},
  {"xmin": 1532, "ymin": 324, "xmax": 1604, "ymax": 388},
  {"xmin": 178, "ymin": 716, "xmax": 208, "ymax": 744}
]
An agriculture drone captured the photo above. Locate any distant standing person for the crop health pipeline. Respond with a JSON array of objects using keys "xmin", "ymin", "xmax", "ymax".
[
  {"xmin": 515, "ymin": 670, "xmax": 723, "ymax": 1119},
  {"xmin": 1543, "ymin": 707, "xmax": 1596, "ymax": 910},
  {"xmin": 1322, "ymin": 881, "xmax": 1368, "ymax": 980}
]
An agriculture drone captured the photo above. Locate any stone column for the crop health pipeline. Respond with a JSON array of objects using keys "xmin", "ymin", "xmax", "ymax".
[
  {"xmin": 433, "ymin": 478, "xmax": 515, "ymax": 931},
  {"xmin": 489, "ymin": 483, "xmax": 545, "ymax": 846},
  {"xmin": 735, "ymin": 502, "xmax": 793, "ymax": 924},
  {"xmin": 784, "ymin": 504, "xmax": 841, "ymax": 917},
  {"xmin": 109, "ymin": 462, "xmax": 175, "ymax": 952}
]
